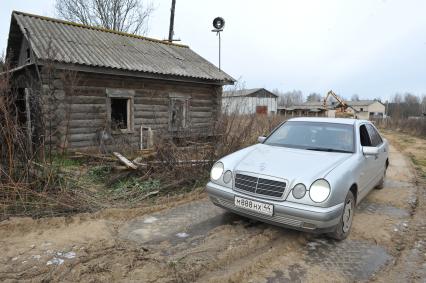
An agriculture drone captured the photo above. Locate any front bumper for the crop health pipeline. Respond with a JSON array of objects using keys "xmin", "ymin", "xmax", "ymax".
[{"xmin": 206, "ymin": 182, "xmax": 344, "ymax": 233}]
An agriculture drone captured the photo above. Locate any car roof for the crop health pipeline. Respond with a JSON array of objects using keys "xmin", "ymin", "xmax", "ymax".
[{"xmin": 287, "ymin": 117, "xmax": 365, "ymax": 125}]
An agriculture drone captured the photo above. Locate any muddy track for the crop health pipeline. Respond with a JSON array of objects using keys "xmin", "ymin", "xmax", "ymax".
[{"xmin": 0, "ymin": 144, "xmax": 422, "ymax": 283}]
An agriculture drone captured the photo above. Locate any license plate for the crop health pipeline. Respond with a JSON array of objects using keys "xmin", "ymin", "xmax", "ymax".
[{"xmin": 234, "ymin": 196, "xmax": 274, "ymax": 216}]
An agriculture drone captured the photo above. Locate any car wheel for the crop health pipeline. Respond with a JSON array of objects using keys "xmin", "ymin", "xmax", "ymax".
[
  {"xmin": 375, "ymin": 164, "xmax": 387, "ymax": 190},
  {"xmin": 328, "ymin": 191, "xmax": 355, "ymax": 241}
]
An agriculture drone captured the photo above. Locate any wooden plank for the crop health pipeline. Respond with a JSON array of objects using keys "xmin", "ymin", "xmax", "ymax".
[
  {"xmin": 69, "ymin": 133, "xmax": 98, "ymax": 142},
  {"xmin": 68, "ymin": 119, "xmax": 105, "ymax": 128},
  {"xmin": 70, "ymin": 112, "xmax": 104, "ymax": 120},
  {"xmin": 134, "ymin": 111, "xmax": 169, "ymax": 119},
  {"xmin": 190, "ymin": 112, "xmax": 213, "ymax": 118},
  {"xmin": 113, "ymin": 152, "xmax": 138, "ymax": 169},
  {"xmin": 134, "ymin": 104, "xmax": 168, "ymax": 112},
  {"xmin": 134, "ymin": 118, "xmax": 169, "ymax": 125},
  {"xmin": 70, "ymin": 104, "xmax": 106, "ymax": 113},
  {"xmin": 65, "ymin": 96, "xmax": 106, "ymax": 104}
]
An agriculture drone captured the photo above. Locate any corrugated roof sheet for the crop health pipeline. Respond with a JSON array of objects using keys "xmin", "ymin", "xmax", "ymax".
[
  {"xmin": 346, "ymin": 100, "xmax": 381, "ymax": 106},
  {"xmin": 10, "ymin": 11, "xmax": 234, "ymax": 83},
  {"xmin": 223, "ymin": 88, "xmax": 278, "ymax": 97}
]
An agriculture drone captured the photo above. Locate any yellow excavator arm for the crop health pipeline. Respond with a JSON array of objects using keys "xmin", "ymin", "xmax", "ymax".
[
  {"xmin": 323, "ymin": 90, "xmax": 353, "ymax": 117},
  {"xmin": 323, "ymin": 90, "xmax": 348, "ymax": 110}
]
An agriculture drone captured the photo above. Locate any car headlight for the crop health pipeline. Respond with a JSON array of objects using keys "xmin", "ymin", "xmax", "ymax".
[
  {"xmin": 309, "ymin": 179, "xmax": 331, "ymax": 203},
  {"xmin": 223, "ymin": 170, "xmax": 233, "ymax": 184},
  {"xmin": 210, "ymin": 162, "xmax": 224, "ymax": 181},
  {"xmin": 292, "ymin": 183, "xmax": 306, "ymax": 199},
  {"xmin": 309, "ymin": 179, "xmax": 331, "ymax": 202}
]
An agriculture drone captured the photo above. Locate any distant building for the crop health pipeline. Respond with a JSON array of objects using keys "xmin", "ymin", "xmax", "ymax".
[
  {"xmin": 278, "ymin": 100, "xmax": 385, "ymax": 120},
  {"xmin": 222, "ymin": 88, "xmax": 278, "ymax": 115},
  {"xmin": 346, "ymin": 100, "xmax": 386, "ymax": 119},
  {"xmin": 278, "ymin": 101, "xmax": 336, "ymax": 117}
]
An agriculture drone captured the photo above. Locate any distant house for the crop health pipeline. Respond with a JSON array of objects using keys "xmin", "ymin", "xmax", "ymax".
[
  {"xmin": 278, "ymin": 101, "xmax": 335, "ymax": 117},
  {"xmin": 222, "ymin": 88, "xmax": 278, "ymax": 115},
  {"xmin": 278, "ymin": 99, "xmax": 385, "ymax": 120},
  {"xmin": 4, "ymin": 11, "xmax": 234, "ymax": 151},
  {"xmin": 346, "ymin": 100, "xmax": 386, "ymax": 120}
]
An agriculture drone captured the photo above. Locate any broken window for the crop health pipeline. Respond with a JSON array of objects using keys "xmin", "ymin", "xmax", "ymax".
[
  {"xmin": 107, "ymin": 89, "xmax": 134, "ymax": 132},
  {"xmin": 169, "ymin": 97, "xmax": 190, "ymax": 131},
  {"xmin": 111, "ymin": 98, "xmax": 129, "ymax": 130}
]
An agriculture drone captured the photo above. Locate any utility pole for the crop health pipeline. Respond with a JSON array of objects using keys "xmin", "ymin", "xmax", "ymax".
[{"xmin": 168, "ymin": 0, "xmax": 176, "ymax": 42}]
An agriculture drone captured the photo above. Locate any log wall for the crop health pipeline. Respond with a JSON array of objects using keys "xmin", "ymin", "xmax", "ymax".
[{"xmin": 41, "ymin": 70, "xmax": 222, "ymax": 151}]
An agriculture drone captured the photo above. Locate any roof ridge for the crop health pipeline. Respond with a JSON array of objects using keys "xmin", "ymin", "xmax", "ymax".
[{"xmin": 12, "ymin": 10, "xmax": 189, "ymax": 48}]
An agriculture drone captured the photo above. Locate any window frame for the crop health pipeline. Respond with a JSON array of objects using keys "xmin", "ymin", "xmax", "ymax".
[
  {"xmin": 106, "ymin": 88, "xmax": 135, "ymax": 134},
  {"xmin": 359, "ymin": 124, "xmax": 372, "ymax": 147},
  {"xmin": 169, "ymin": 94, "xmax": 191, "ymax": 131},
  {"xmin": 366, "ymin": 123, "xmax": 383, "ymax": 147}
]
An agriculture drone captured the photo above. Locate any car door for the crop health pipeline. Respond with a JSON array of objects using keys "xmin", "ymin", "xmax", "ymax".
[
  {"xmin": 358, "ymin": 124, "xmax": 376, "ymax": 196},
  {"xmin": 366, "ymin": 124, "xmax": 386, "ymax": 183}
]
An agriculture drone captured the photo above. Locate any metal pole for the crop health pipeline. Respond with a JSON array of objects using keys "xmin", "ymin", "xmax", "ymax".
[
  {"xmin": 168, "ymin": 0, "xmax": 176, "ymax": 42},
  {"xmin": 218, "ymin": 31, "xmax": 221, "ymax": 70}
]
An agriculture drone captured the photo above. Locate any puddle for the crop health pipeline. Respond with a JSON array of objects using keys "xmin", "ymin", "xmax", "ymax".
[
  {"xmin": 119, "ymin": 199, "xmax": 229, "ymax": 244},
  {"xmin": 305, "ymin": 239, "xmax": 392, "ymax": 281},
  {"xmin": 384, "ymin": 179, "xmax": 413, "ymax": 189},
  {"xmin": 266, "ymin": 264, "xmax": 306, "ymax": 283},
  {"xmin": 357, "ymin": 201, "xmax": 410, "ymax": 218}
]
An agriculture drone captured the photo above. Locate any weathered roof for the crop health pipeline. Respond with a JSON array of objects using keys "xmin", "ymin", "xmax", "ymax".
[
  {"xmin": 223, "ymin": 88, "xmax": 278, "ymax": 97},
  {"xmin": 7, "ymin": 11, "xmax": 234, "ymax": 83},
  {"xmin": 346, "ymin": 100, "xmax": 383, "ymax": 106},
  {"xmin": 278, "ymin": 105, "xmax": 325, "ymax": 111}
]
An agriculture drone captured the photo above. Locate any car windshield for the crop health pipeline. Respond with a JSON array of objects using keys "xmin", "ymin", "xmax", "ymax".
[{"xmin": 264, "ymin": 121, "xmax": 355, "ymax": 153}]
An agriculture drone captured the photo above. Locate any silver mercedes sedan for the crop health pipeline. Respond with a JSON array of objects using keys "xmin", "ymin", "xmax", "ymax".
[{"xmin": 206, "ymin": 117, "xmax": 389, "ymax": 240}]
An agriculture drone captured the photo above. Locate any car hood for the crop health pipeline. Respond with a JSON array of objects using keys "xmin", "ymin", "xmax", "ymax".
[{"xmin": 233, "ymin": 144, "xmax": 351, "ymax": 187}]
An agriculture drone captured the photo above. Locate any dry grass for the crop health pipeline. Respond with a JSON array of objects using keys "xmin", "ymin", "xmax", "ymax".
[
  {"xmin": 376, "ymin": 118, "xmax": 426, "ymax": 138},
  {"xmin": 382, "ymin": 129, "xmax": 426, "ymax": 181}
]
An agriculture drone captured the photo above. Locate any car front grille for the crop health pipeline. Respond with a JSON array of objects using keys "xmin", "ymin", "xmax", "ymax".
[{"xmin": 234, "ymin": 173, "xmax": 287, "ymax": 199}]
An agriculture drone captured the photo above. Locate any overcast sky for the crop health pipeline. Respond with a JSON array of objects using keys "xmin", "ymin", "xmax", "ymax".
[{"xmin": 1, "ymin": 0, "xmax": 426, "ymax": 100}]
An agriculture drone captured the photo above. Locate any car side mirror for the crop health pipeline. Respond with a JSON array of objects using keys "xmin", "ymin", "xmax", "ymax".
[
  {"xmin": 258, "ymin": 136, "xmax": 266, "ymax": 143},
  {"xmin": 362, "ymin": 146, "xmax": 379, "ymax": 156}
]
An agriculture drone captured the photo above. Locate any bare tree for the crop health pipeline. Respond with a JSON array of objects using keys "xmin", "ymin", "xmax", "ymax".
[
  {"xmin": 306, "ymin": 93, "xmax": 321, "ymax": 102},
  {"xmin": 55, "ymin": 0, "xmax": 154, "ymax": 35},
  {"xmin": 351, "ymin": 94, "xmax": 360, "ymax": 101},
  {"xmin": 274, "ymin": 89, "xmax": 304, "ymax": 107}
]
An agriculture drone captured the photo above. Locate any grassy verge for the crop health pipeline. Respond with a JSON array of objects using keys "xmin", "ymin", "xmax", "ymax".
[{"xmin": 382, "ymin": 129, "xmax": 426, "ymax": 181}]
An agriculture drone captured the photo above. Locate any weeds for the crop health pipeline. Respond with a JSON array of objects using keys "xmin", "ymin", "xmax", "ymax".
[
  {"xmin": 107, "ymin": 178, "xmax": 161, "ymax": 203},
  {"xmin": 87, "ymin": 165, "xmax": 112, "ymax": 183}
]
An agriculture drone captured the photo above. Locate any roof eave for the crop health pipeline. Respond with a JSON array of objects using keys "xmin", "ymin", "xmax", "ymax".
[{"xmin": 40, "ymin": 61, "xmax": 234, "ymax": 85}]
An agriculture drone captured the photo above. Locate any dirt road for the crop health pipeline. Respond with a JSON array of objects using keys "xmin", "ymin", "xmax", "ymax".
[{"xmin": 1, "ymin": 142, "xmax": 424, "ymax": 283}]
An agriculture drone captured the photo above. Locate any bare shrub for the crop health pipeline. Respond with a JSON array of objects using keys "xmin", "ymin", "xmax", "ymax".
[
  {"xmin": 376, "ymin": 117, "xmax": 426, "ymax": 138},
  {"xmin": 214, "ymin": 113, "xmax": 285, "ymax": 157}
]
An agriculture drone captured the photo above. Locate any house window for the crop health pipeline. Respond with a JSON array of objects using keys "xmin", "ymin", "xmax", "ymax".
[
  {"xmin": 111, "ymin": 98, "xmax": 129, "ymax": 130},
  {"xmin": 169, "ymin": 96, "xmax": 190, "ymax": 131},
  {"xmin": 106, "ymin": 89, "xmax": 134, "ymax": 133},
  {"xmin": 360, "ymin": 107, "xmax": 364, "ymax": 111}
]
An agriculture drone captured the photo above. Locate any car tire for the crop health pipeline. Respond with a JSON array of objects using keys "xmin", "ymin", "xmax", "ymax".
[
  {"xmin": 328, "ymin": 191, "xmax": 355, "ymax": 241},
  {"xmin": 375, "ymin": 165, "xmax": 387, "ymax": 190}
]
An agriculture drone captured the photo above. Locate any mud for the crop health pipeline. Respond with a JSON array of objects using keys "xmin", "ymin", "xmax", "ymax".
[{"xmin": 0, "ymin": 142, "xmax": 423, "ymax": 282}]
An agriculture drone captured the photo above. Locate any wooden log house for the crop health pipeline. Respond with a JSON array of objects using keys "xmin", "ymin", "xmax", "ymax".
[{"xmin": 4, "ymin": 11, "xmax": 234, "ymax": 151}]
